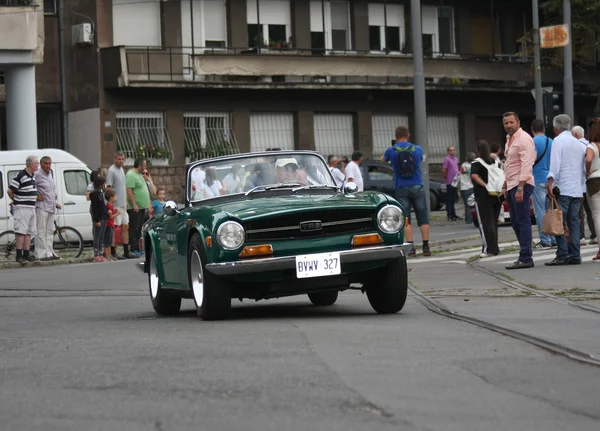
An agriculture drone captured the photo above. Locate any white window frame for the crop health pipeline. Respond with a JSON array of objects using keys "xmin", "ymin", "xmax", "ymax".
[
  {"xmin": 422, "ymin": 4, "xmax": 457, "ymax": 58},
  {"xmin": 181, "ymin": 0, "xmax": 228, "ymax": 51},
  {"xmin": 367, "ymin": 3, "xmax": 405, "ymax": 54},
  {"xmin": 113, "ymin": 0, "xmax": 162, "ymax": 47},
  {"xmin": 247, "ymin": 0, "xmax": 292, "ymax": 48},
  {"xmin": 310, "ymin": 0, "xmax": 353, "ymax": 52}
]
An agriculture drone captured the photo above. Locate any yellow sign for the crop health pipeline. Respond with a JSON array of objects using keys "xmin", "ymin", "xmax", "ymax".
[{"xmin": 540, "ymin": 25, "xmax": 570, "ymax": 48}]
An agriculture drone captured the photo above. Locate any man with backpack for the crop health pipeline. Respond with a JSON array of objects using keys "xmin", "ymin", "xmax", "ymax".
[
  {"xmin": 502, "ymin": 112, "xmax": 536, "ymax": 269},
  {"xmin": 382, "ymin": 126, "xmax": 430, "ymax": 257}
]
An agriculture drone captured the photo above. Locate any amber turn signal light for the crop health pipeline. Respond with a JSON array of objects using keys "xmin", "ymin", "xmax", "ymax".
[
  {"xmin": 351, "ymin": 233, "xmax": 384, "ymax": 247},
  {"xmin": 205, "ymin": 236, "xmax": 213, "ymax": 248},
  {"xmin": 239, "ymin": 244, "xmax": 274, "ymax": 258}
]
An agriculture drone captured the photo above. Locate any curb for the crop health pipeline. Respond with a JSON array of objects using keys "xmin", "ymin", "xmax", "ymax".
[{"xmin": 0, "ymin": 257, "xmax": 94, "ymax": 270}]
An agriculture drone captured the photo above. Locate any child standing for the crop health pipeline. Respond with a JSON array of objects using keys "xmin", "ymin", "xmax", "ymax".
[
  {"xmin": 104, "ymin": 190, "xmax": 120, "ymax": 261},
  {"xmin": 151, "ymin": 188, "xmax": 166, "ymax": 216},
  {"xmin": 90, "ymin": 176, "xmax": 108, "ymax": 262}
]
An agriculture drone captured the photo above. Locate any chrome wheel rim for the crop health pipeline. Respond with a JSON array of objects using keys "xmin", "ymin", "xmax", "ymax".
[
  {"xmin": 149, "ymin": 254, "xmax": 159, "ymax": 299},
  {"xmin": 190, "ymin": 250, "xmax": 204, "ymax": 308}
]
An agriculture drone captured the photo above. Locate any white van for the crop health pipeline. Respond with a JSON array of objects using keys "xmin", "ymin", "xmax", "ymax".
[{"xmin": 0, "ymin": 149, "xmax": 93, "ymax": 241}]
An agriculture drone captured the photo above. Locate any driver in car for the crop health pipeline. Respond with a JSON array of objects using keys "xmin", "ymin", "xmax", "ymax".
[{"xmin": 275, "ymin": 158, "xmax": 308, "ymax": 185}]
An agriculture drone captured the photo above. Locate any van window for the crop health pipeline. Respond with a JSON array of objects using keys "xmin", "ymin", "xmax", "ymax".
[
  {"xmin": 0, "ymin": 172, "xmax": 3, "ymax": 199},
  {"xmin": 64, "ymin": 170, "xmax": 90, "ymax": 196},
  {"xmin": 8, "ymin": 171, "xmax": 20, "ymax": 185}
]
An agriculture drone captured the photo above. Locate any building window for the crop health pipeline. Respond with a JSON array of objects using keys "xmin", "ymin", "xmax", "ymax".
[
  {"xmin": 247, "ymin": 0, "xmax": 292, "ymax": 48},
  {"xmin": 427, "ymin": 115, "xmax": 460, "ymax": 164},
  {"xmin": 116, "ymin": 112, "xmax": 173, "ymax": 164},
  {"xmin": 421, "ymin": 5, "xmax": 456, "ymax": 56},
  {"xmin": 181, "ymin": 0, "xmax": 228, "ymax": 51},
  {"xmin": 313, "ymin": 114, "xmax": 354, "ymax": 157},
  {"xmin": 184, "ymin": 112, "xmax": 239, "ymax": 161},
  {"xmin": 371, "ymin": 114, "xmax": 409, "ymax": 158},
  {"xmin": 250, "ymin": 113, "xmax": 294, "ymax": 152},
  {"xmin": 310, "ymin": 0, "xmax": 352, "ymax": 53},
  {"xmin": 368, "ymin": 3, "xmax": 405, "ymax": 52},
  {"xmin": 437, "ymin": 6, "xmax": 455, "ymax": 54},
  {"xmin": 43, "ymin": 0, "xmax": 56, "ymax": 14},
  {"xmin": 113, "ymin": 0, "xmax": 161, "ymax": 47}
]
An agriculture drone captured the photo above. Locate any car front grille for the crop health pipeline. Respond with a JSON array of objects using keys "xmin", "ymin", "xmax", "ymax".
[{"xmin": 243, "ymin": 209, "xmax": 375, "ymax": 242}]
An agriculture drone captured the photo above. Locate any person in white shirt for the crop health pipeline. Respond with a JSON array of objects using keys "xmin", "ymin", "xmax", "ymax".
[
  {"xmin": 546, "ymin": 114, "xmax": 587, "ymax": 266},
  {"xmin": 572, "ymin": 125, "xmax": 597, "ymax": 245},
  {"xmin": 327, "ymin": 155, "xmax": 345, "ymax": 189},
  {"xmin": 459, "ymin": 152, "xmax": 475, "ymax": 224},
  {"xmin": 199, "ymin": 167, "xmax": 223, "ymax": 199},
  {"xmin": 345, "ymin": 151, "xmax": 364, "ymax": 192}
]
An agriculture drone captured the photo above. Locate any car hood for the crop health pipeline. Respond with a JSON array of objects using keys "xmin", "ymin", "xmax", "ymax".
[{"xmin": 196, "ymin": 192, "xmax": 391, "ymax": 222}]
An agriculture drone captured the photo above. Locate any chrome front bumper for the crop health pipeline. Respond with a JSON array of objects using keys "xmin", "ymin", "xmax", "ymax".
[{"xmin": 204, "ymin": 243, "xmax": 413, "ymax": 276}]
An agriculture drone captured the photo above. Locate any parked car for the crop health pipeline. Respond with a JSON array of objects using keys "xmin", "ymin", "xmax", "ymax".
[
  {"xmin": 359, "ymin": 160, "xmax": 449, "ymax": 211},
  {"xmin": 468, "ymin": 194, "xmax": 536, "ymax": 228},
  {"xmin": 137, "ymin": 151, "xmax": 412, "ymax": 320}
]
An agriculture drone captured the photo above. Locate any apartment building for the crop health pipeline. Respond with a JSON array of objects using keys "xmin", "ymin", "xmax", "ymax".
[{"xmin": 1, "ymin": 0, "xmax": 599, "ymax": 172}]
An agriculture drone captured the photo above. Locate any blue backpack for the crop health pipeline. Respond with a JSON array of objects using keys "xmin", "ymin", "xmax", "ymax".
[{"xmin": 394, "ymin": 144, "xmax": 417, "ymax": 178}]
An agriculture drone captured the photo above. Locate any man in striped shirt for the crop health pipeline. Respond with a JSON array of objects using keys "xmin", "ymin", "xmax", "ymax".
[{"xmin": 8, "ymin": 155, "xmax": 40, "ymax": 263}]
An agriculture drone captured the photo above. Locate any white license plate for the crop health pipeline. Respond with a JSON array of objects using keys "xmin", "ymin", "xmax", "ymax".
[{"xmin": 295, "ymin": 252, "xmax": 341, "ymax": 279}]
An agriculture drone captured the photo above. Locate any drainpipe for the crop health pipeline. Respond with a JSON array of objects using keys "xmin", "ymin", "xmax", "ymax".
[{"xmin": 58, "ymin": 0, "xmax": 70, "ymax": 152}]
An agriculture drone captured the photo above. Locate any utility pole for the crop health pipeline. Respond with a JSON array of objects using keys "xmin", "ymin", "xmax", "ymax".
[
  {"xmin": 410, "ymin": 0, "xmax": 430, "ymax": 212},
  {"xmin": 532, "ymin": 0, "xmax": 544, "ymax": 120},
  {"xmin": 563, "ymin": 0, "xmax": 574, "ymax": 121}
]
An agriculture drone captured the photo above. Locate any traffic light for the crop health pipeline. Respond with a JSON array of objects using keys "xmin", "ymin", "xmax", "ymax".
[{"xmin": 543, "ymin": 91, "xmax": 562, "ymax": 136}]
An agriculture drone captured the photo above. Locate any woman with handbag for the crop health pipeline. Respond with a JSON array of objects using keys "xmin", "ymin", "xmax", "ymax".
[
  {"xmin": 470, "ymin": 140, "xmax": 503, "ymax": 257},
  {"xmin": 585, "ymin": 118, "xmax": 600, "ymax": 261}
]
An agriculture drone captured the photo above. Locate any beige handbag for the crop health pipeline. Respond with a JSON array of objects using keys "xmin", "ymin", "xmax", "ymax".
[{"xmin": 541, "ymin": 197, "xmax": 564, "ymax": 236}]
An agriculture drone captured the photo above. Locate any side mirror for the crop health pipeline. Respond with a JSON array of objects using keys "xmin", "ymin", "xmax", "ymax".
[
  {"xmin": 343, "ymin": 182, "xmax": 359, "ymax": 195},
  {"xmin": 164, "ymin": 200, "xmax": 179, "ymax": 217}
]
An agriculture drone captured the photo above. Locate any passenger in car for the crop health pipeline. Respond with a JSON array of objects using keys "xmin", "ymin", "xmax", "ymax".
[
  {"xmin": 200, "ymin": 167, "xmax": 224, "ymax": 199},
  {"xmin": 223, "ymin": 164, "xmax": 243, "ymax": 195},
  {"xmin": 275, "ymin": 158, "xmax": 308, "ymax": 185}
]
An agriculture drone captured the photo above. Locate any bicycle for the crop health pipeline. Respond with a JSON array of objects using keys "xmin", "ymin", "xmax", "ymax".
[{"xmin": 0, "ymin": 216, "xmax": 84, "ymax": 262}]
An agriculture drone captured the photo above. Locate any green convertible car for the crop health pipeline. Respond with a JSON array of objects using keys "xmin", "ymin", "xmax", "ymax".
[{"xmin": 136, "ymin": 151, "xmax": 412, "ymax": 320}]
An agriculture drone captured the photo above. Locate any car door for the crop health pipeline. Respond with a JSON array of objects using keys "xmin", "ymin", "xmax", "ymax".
[
  {"xmin": 160, "ymin": 210, "xmax": 183, "ymax": 285},
  {"xmin": 58, "ymin": 166, "xmax": 92, "ymax": 241},
  {"xmin": 363, "ymin": 164, "xmax": 395, "ymax": 196}
]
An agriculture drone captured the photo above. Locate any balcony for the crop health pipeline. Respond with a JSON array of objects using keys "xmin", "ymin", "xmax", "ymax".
[
  {"xmin": 0, "ymin": 2, "xmax": 44, "ymax": 63},
  {"xmin": 100, "ymin": 46, "xmax": 598, "ymax": 92}
]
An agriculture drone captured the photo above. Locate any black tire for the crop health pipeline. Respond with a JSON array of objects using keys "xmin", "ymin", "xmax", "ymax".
[
  {"xmin": 308, "ymin": 291, "xmax": 339, "ymax": 306},
  {"xmin": 188, "ymin": 234, "xmax": 231, "ymax": 320},
  {"xmin": 366, "ymin": 256, "xmax": 408, "ymax": 314},
  {"xmin": 0, "ymin": 230, "xmax": 17, "ymax": 262},
  {"xmin": 473, "ymin": 218, "xmax": 480, "ymax": 228},
  {"xmin": 53, "ymin": 226, "xmax": 84, "ymax": 258},
  {"xmin": 147, "ymin": 248, "xmax": 181, "ymax": 315},
  {"xmin": 430, "ymin": 191, "xmax": 439, "ymax": 211}
]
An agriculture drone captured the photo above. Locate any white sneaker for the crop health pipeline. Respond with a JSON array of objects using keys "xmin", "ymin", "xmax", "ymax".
[
  {"xmin": 590, "ymin": 238, "xmax": 598, "ymax": 245},
  {"xmin": 580, "ymin": 237, "xmax": 588, "ymax": 246}
]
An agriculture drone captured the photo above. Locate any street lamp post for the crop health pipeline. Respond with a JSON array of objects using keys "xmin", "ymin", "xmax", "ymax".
[
  {"xmin": 563, "ymin": 0, "xmax": 574, "ymax": 121},
  {"xmin": 532, "ymin": 0, "xmax": 544, "ymax": 120}
]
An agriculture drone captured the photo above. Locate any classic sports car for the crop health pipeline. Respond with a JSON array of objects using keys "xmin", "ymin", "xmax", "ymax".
[{"xmin": 136, "ymin": 151, "xmax": 412, "ymax": 320}]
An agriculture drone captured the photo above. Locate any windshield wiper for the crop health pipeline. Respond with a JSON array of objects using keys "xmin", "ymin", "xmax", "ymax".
[
  {"xmin": 292, "ymin": 185, "xmax": 340, "ymax": 193},
  {"xmin": 245, "ymin": 183, "xmax": 302, "ymax": 196}
]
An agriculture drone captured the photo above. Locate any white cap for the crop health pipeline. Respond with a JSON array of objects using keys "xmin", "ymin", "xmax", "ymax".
[{"xmin": 275, "ymin": 158, "xmax": 299, "ymax": 168}]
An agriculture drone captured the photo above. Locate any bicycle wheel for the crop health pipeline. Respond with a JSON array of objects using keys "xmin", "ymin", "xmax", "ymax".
[
  {"xmin": 0, "ymin": 230, "xmax": 17, "ymax": 262},
  {"xmin": 53, "ymin": 226, "xmax": 84, "ymax": 259}
]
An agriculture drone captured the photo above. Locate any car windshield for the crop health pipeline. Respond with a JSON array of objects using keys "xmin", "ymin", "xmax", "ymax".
[{"xmin": 188, "ymin": 153, "xmax": 336, "ymax": 202}]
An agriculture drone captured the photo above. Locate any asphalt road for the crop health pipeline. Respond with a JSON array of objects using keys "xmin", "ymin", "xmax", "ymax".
[{"xmin": 2, "ymin": 260, "xmax": 600, "ymax": 431}]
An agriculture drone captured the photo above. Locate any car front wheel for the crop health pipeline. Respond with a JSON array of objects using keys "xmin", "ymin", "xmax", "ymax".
[
  {"xmin": 365, "ymin": 256, "xmax": 408, "ymax": 314},
  {"xmin": 430, "ymin": 191, "xmax": 439, "ymax": 211},
  {"xmin": 308, "ymin": 291, "xmax": 339, "ymax": 306},
  {"xmin": 188, "ymin": 234, "xmax": 231, "ymax": 320},
  {"xmin": 148, "ymin": 249, "xmax": 181, "ymax": 315}
]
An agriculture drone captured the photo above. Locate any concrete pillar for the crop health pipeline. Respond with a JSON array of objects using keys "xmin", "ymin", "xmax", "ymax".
[
  {"xmin": 291, "ymin": 0, "xmax": 311, "ymax": 50},
  {"xmin": 355, "ymin": 111, "xmax": 373, "ymax": 159},
  {"xmin": 352, "ymin": 0, "xmax": 370, "ymax": 52},
  {"xmin": 295, "ymin": 111, "xmax": 315, "ymax": 150},
  {"xmin": 227, "ymin": 0, "xmax": 248, "ymax": 49},
  {"xmin": 232, "ymin": 110, "xmax": 250, "ymax": 153},
  {"xmin": 167, "ymin": 110, "xmax": 185, "ymax": 166},
  {"xmin": 5, "ymin": 65, "xmax": 38, "ymax": 150}
]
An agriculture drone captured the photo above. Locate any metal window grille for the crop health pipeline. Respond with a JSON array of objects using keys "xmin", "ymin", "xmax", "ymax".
[
  {"xmin": 116, "ymin": 112, "xmax": 173, "ymax": 164},
  {"xmin": 184, "ymin": 112, "xmax": 239, "ymax": 162},
  {"xmin": 372, "ymin": 114, "xmax": 409, "ymax": 158},
  {"xmin": 250, "ymin": 113, "xmax": 294, "ymax": 152},
  {"xmin": 427, "ymin": 115, "xmax": 460, "ymax": 164},
  {"xmin": 313, "ymin": 113, "xmax": 354, "ymax": 159}
]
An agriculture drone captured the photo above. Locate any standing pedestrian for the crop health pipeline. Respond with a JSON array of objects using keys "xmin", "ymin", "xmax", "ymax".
[
  {"xmin": 531, "ymin": 119, "xmax": 556, "ymax": 249},
  {"xmin": 34, "ymin": 156, "xmax": 62, "ymax": 260},
  {"xmin": 126, "ymin": 158, "xmax": 151, "ymax": 257},
  {"xmin": 470, "ymin": 141, "xmax": 502, "ymax": 257},
  {"xmin": 442, "ymin": 146, "xmax": 460, "ymax": 221},
  {"xmin": 345, "ymin": 151, "xmax": 364, "ymax": 192},
  {"xmin": 459, "ymin": 152, "xmax": 475, "ymax": 224},
  {"xmin": 327, "ymin": 155, "xmax": 346, "ymax": 189},
  {"xmin": 572, "ymin": 125, "xmax": 597, "ymax": 245},
  {"xmin": 7, "ymin": 156, "xmax": 40, "ymax": 263},
  {"xmin": 502, "ymin": 112, "xmax": 536, "ymax": 270},
  {"xmin": 585, "ymin": 118, "xmax": 600, "ymax": 261},
  {"xmin": 546, "ymin": 114, "xmax": 587, "ymax": 266},
  {"xmin": 90, "ymin": 176, "xmax": 108, "ymax": 262},
  {"xmin": 106, "ymin": 153, "xmax": 132, "ymax": 259},
  {"xmin": 382, "ymin": 126, "xmax": 431, "ymax": 257}
]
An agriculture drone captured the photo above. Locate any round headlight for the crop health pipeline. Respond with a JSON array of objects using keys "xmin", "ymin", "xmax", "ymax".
[
  {"xmin": 377, "ymin": 205, "xmax": 405, "ymax": 234},
  {"xmin": 216, "ymin": 221, "xmax": 245, "ymax": 250}
]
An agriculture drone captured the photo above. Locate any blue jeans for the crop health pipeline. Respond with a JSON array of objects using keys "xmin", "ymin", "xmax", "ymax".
[
  {"xmin": 507, "ymin": 184, "xmax": 534, "ymax": 264},
  {"xmin": 395, "ymin": 185, "xmax": 429, "ymax": 226},
  {"xmin": 532, "ymin": 182, "xmax": 556, "ymax": 245},
  {"xmin": 460, "ymin": 188, "xmax": 473, "ymax": 224},
  {"xmin": 555, "ymin": 195, "xmax": 581, "ymax": 261}
]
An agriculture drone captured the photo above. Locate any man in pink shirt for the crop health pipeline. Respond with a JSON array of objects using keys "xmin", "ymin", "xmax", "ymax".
[{"xmin": 502, "ymin": 112, "xmax": 536, "ymax": 269}]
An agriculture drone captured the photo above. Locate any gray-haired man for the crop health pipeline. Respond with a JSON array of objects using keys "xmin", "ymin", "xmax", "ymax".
[
  {"xmin": 572, "ymin": 125, "xmax": 597, "ymax": 244},
  {"xmin": 8, "ymin": 156, "xmax": 40, "ymax": 263},
  {"xmin": 34, "ymin": 156, "xmax": 62, "ymax": 260}
]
